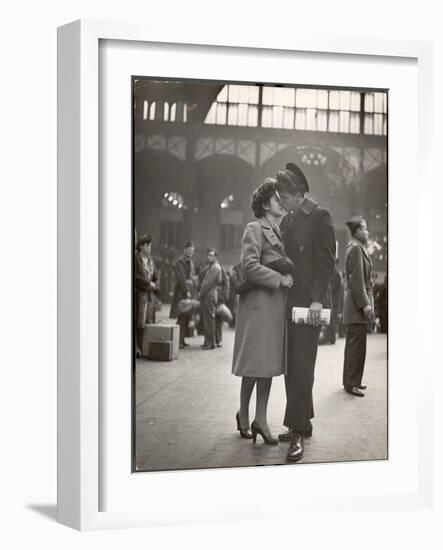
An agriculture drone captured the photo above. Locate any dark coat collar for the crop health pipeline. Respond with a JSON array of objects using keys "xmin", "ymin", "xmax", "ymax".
[{"xmin": 299, "ymin": 196, "xmax": 318, "ymax": 215}]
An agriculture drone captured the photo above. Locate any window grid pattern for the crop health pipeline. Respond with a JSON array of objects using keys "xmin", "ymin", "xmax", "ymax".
[
  {"xmin": 205, "ymin": 84, "xmax": 259, "ymax": 127},
  {"xmin": 203, "ymin": 86, "xmax": 387, "ymax": 135}
]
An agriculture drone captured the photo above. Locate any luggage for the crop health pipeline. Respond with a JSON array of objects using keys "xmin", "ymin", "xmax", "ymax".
[
  {"xmin": 216, "ymin": 303, "xmax": 233, "ymax": 324},
  {"xmin": 177, "ymin": 298, "xmax": 200, "ymax": 315},
  {"xmin": 141, "ymin": 323, "xmax": 179, "ymax": 359},
  {"xmin": 185, "ymin": 323, "xmax": 195, "ymax": 338},
  {"xmin": 148, "ymin": 341, "xmax": 175, "ymax": 361}
]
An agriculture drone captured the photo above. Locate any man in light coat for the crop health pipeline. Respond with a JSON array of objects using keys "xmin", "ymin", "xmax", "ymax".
[
  {"xmin": 342, "ymin": 216, "xmax": 374, "ymax": 397},
  {"xmin": 199, "ymin": 248, "xmax": 222, "ymax": 350}
]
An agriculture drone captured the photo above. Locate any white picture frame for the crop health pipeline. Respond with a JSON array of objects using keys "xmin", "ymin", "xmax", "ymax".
[{"xmin": 57, "ymin": 19, "xmax": 433, "ymax": 531}]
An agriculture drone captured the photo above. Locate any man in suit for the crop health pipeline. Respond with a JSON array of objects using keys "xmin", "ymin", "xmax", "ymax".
[
  {"xmin": 275, "ymin": 162, "xmax": 336, "ymax": 462},
  {"xmin": 342, "ymin": 217, "xmax": 374, "ymax": 397},
  {"xmin": 169, "ymin": 241, "xmax": 196, "ymax": 349},
  {"xmin": 199, "ymin": 248, "xmax": 222, "ymax": 350}
]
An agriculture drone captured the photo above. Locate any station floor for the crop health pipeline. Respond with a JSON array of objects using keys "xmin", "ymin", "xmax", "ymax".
[{"xmin": 135, "ymin": 307, "xmax": 388, "ymax": 472}]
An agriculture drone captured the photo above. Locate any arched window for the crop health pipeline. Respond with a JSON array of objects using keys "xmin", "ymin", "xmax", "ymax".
[
  {"xmin": 170, "ymin": 103, "xmax": 176, "ymax": 122},
  {"xmin": 149, "ymin": 102, "xmax": 156, "ymax": 120},
  {"xmin": 143, "ymin": 100, "xmax": 148, "ymax": 120}
]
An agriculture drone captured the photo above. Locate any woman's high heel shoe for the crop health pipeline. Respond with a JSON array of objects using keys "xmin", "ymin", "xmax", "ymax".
[
  {"xmin": 251, "ymin": 420, "xmax": 278, "ymax": 445},
  {"xmin": 236, "ymin": 412, "xmax": 253, "ymax": 439}
]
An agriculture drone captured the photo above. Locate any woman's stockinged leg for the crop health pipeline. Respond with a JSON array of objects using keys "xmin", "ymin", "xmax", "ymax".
[
  {"xmin": 239, "ymin": 376, "xmax": 256, "ymax": 429},
  {"xmin": 254, "ymin": 377, "xmax": 272, "ymax": 435}
]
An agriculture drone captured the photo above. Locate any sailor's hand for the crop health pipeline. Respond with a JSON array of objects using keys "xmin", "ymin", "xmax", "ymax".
[{"xmin": 308, "ymin": 301, "xmax": 323, "ymax": 326}]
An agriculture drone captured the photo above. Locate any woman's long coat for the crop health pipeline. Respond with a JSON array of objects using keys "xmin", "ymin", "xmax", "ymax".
[{"xmin": 232, "ymin": 217, "xmax": 288, "ymax": 378}]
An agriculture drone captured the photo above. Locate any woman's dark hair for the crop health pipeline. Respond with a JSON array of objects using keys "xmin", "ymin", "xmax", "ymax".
[
  {"xmin": 251, "ymin": 178, "xmax": 278, "ymax": 218},
  {"xmin": 136, "ymin": 234, "xmax": 152, "ymax": 251}
]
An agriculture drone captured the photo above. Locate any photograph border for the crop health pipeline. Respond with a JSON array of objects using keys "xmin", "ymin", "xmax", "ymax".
[
  {"xmin": 57, "ymin": 19, "xmax": 433, "ymax": 530},
  {"xmin": 130, "ymin": 74, "xmax": 390, "ymax": 474}
]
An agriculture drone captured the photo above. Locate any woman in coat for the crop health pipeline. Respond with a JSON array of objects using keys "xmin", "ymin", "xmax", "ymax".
[{"xmin": 232, "ymin": 179, "xmax": 294, "ymax": 444}]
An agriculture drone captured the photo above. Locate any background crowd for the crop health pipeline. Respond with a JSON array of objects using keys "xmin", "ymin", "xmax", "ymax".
[{"xmin": 134, "ymin": 233, "xmax": 388, "ymax": 357}]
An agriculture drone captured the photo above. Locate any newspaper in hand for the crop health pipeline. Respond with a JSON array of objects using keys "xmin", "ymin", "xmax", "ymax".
[{"xmin": 292, "ymin": 307, "xmax": 331, "ymax": 325}]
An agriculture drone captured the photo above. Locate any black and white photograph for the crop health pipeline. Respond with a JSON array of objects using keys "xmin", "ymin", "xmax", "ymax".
[
  {"xmin": 5, "ymin": 0, "xmax": 442, "ymax": 542},
  {"xmin": 132, "ymin": 78, "xmax": 388, "ymax": 472}
]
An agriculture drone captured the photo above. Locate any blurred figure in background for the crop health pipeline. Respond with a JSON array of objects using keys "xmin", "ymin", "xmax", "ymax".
[
  {"xmin": 215, "ymin": 263, "xmax": 230, "ymax": 347},
  {"xmin": 342, "ymin": 217, "xmax": 374, "ymax": 397},
  {"xmin": 199, "ymin": 248, "xmax": 222, "ymax": 350},
  {"xmin": 375, "ymin": 274, "xmax": 388, "ymax": 334},
  {"xmin": 320, "ymin": 260, "xmax": 343, "ymax": 345},
  {"xmin": 169, "ymin": 241, "xmax": 196, "ymax": 349},
  {"xmin": 367, "ymin": 273, "xmax": 379, "ymax": 333},
  {"xmin": 226, "ymin": 265, "xmax": 240, "ymax": 327},
  {"xmin": 338, "ymin": 270, "xmax": 347, "ymax": 338},
  {"xmin": 135, "ymin": 235, "xmax": 159, "ymax": 357}
]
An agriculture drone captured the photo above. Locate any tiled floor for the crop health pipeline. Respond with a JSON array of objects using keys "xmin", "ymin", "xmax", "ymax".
[{"xmin": 135, "ymin": 310, "xmax": 388, "ymax": 472}]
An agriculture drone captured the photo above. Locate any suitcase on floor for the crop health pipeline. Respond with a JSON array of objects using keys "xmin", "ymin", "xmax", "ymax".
[
  {"xmin": 142, "ymin": 323, "xmax": 179, "ymax": 358},
  {"xmin": 147, "ymin": 341, "xmax": 175, "ymax": 361}
]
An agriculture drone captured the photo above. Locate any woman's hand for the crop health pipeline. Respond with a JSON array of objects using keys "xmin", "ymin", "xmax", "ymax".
[{"xmin": 280, "ymin": 274, "xmax": 294, "ymax": 288}]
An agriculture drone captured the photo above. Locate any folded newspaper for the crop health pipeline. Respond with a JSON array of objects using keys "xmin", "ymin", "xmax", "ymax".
[{"xmin": 292, "ymin": 307, "xmax": 331, "ymax": 325}]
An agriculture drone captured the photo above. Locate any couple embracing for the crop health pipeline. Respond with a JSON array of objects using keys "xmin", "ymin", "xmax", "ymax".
[{"xmin": 232, "ymin": 162, "xmax": 336, "ymax": 463}]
